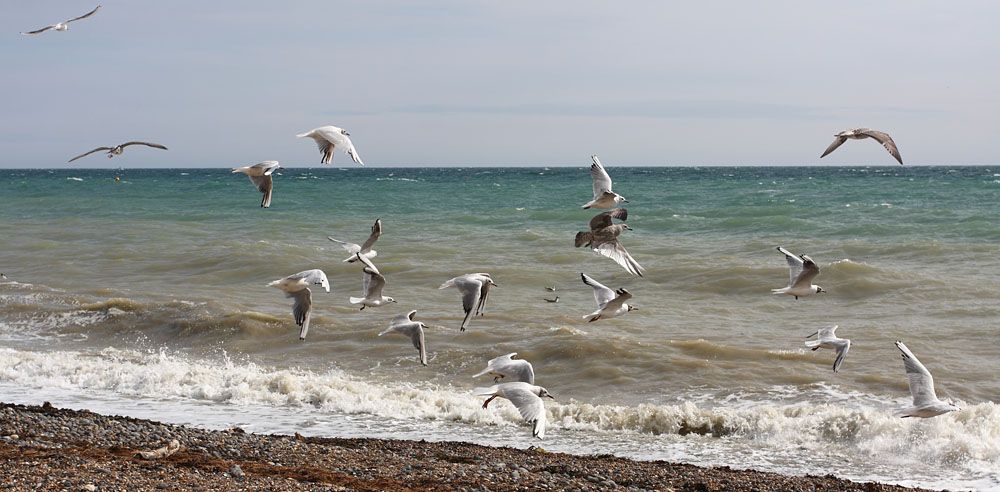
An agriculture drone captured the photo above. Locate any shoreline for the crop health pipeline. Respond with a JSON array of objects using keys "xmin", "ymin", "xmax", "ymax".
[{"xmin": 0, "ymin": 401, "xmax": 931, "ymax": 491}]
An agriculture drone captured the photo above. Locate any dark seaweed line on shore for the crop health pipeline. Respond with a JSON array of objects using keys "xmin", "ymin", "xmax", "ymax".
[{"xmin": 0, "ymin": 401, "xmax": 932, "ymax": 492}]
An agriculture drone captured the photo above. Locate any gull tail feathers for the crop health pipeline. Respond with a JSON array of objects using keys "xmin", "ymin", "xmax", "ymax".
[
  {"xmin": 804, "ymin": 340, "xmax": 822, "ymax": 349},
  {"xmin": 439, "ymin": 279, "xmax": 456, "ymax": 289},
  {"xmin": 472, "ymin": 368, "xmax": 491, "ymax": 378},
  {"xmin": 349, "ymin": 297, "xmax": 366, "ymax": 304},
  {"xmin": 574, "ymin": 232, "xmax": 592, "ymax": 248}
]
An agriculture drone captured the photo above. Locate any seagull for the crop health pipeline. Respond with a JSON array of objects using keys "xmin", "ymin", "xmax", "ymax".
[
  {"xmin": 545, "ymin": 286, "xmax": 557, "ymax": 292},
  {"xmin": 894, "ymin": 341, "xmax": 959, "ymax": 418},
  {"xmin": 439, "ymin": 273, "xmax": 496, "ymax": 331},
  {"xmin": 231, "ymin": 161, "xmax": 281, "ymax": 208},
  {"xmin": 476, "ymin": 382, "xmax": 554, "ymax": 439},
  {"xmin": 575, "ymin": 208, "xmax": 645, "ymax": 276},
  {"xmin": 0, "ymin": 273, "xmax": 7, "ymax": 280},
  {"xmin": 473, "ymin": 353, "xmax": 535, "ymax": 384},
  {"xmin": 378, "ymin": 310, "xmax": 427, "ymax": 365},
  {"xmin": 580, "ymin": 273, "xmax": 636, "ymax": 322},
  {"xmin": 820, "ymin": 128, "xmax": 903, "ymax": 165},
  {"xmin": 22, "ymin": 5, "xmax": 100, "ymax": 35},
  {"xmin": 582, "ymin": 155, "xmax": 628, "ymax": 209},
  {"xmin": 328, "ymin": 219, "xmax": 382, "ymax": 263},
  {"xmin": 543, "ymin": 297, "xmax": 559, "ymax": 303},
  {"xmin": 68, "ymin": 141, "xmax": 168, "ymax": 163},
  {"xmin": 772, "ymin": 246, "xmax": 825, "ymax": 299},
  {"xmin": 805, "ymin": 325, "xmax": 850, "ymax": 372},
  {"xmin": 268, "ymin": 269, "xmax": 330, "ymax": 340},
  {"xmin": 296, "ymin": 125, "xmax": 363, "ymax": 165},
  {"xmin": 349, "ymin": 254, "xmax": 395, "ymax": 310}
]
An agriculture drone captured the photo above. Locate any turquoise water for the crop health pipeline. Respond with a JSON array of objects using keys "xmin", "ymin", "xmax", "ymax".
[{"xmin": 1, "ymin": 166, "xmax": 999, "ymax": 490}]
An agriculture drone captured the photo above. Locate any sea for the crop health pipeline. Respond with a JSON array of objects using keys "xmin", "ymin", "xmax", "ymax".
[{"xmin": 1, "ymin": 166, "xmax": 998, "ymax": 490}]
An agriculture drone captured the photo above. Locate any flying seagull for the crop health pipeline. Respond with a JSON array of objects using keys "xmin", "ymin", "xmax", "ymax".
[
  {"xmin": 349, "ymin": 254, "xmax": 396, "ymax": 310},
  {"xmin": 476, "ymin": 382, "xmax": 554, "ymax": 439},
  {"xmin": 575, "ymin": 208, "xmax": 645, "ymax": 276},
  {"xmin": 328, "ymin": 219, "xmax": 382, "ymax": 263},
  {"xmin": 543, "ymin": 296, "xmax": 559, "ymax": 303},
  {"xmin": 68, "ymin": 141, "xmax": 167, "ymax": 163},
  {"xmin": 820, "ymin": 128, "xmax": 903, "ymax": 165},
  {"xmin": 268, "ymin": 269, "xmax": 330, "ymax": 340},
  {"xmin": 545, "ymin": 286, "xmax": 557, "ymax": 292},
  {"xmin": 805, "ymin": 325, "xmax": 850, "ymax": 372},
  {"xmin": 582, "ymin": 155, "xmax": 628, "ymax": 209},
  {"xmin": 439, "ymin": 272, "xmax": 496, "ymax": 331},
  {"xmin": 772, "ymin": 246, "xmax": 825, "ymax": 299},
  {"xmin": 473, "ymin": 353, "xmax": 535, "ymax": 384},
  {"xmin": 22, "ymin": 5, "xmax": 100, "ymax": 35},
  {"xmin": 580, "ymin": 273, "xmax": 636, "ymax": 322},
  {"xmin": 232, "ymin": 161, "xmax": 281, "ymax": 208},
  {"xmin": 895, "ymin": 341, "xmax": 959, "ymax": 418},
  {"xmin": 296, "ymin": 125, "xmax": 363, "ymax": 165},
  {"xmin": 378, "ymin": 310, "xmax": 428, "ymax": 366}
]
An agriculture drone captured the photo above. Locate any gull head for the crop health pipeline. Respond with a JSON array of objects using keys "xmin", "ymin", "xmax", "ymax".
[
  {"xmin": 486, "ymin": 278, "xmax": 498, "ymax": 288},
  {"xmin": 627, "ymin": 305, "xmax": 638, "ymax": 312},
  {"xmin": 386, "ymin": 297, "xmax": 397, "ymax": 303},
  {"xmin": 814, "ymin": 286, "xmax": 826, "ymax": 294},
  {"xmin": 536, "ymin": 387, "xmax": 555, "ymax": 400},
  {"xmin": 623, "ymin": 224, "xmax": 633, "ymax": 231},
  {"xmin": 341, "ymin": 129, "xmax": 350, "ymax": 136}
]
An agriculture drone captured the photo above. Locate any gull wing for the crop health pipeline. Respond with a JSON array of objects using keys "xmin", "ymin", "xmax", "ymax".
[
  {"xmin": 895, "ymin": 341, "xmax": 939, "ymax": 406},
  {"xmin": 589, "ymin": 208, "xmax": 628, "ymax": 231},
  {"xmin": 67, "ymin": 147, "xmax": 112, "ymax": 163},
  {"xmin": 255, "ymin": 161, "xmax": 281, "ymax": 176},
  {"xmin": 580, "ymin": 273, "xmax": 615, "ymax": 309},
  {"xmin": 22, "ymin": 25, "xmax": 57, "ymax": 35},
  {"xmin": 289, "ymin": 288, "xmax": 313, "ymax": 340},
  {"xmin": 66, "ymin": 5, "xmax": 101, "ymax": 23},
  {"xmin": 390, "ymin": 310, "xmax": 418, "ymax": 326},
  {"xmin": 590, "ymin": 155, "xmax": 613, "ymax": 198},
  {"xmin": 832, "ymin": 339, "xmax": 850, "ymax": 373},
  {"xmin": 360, "ymin": 218, "xmax": 382, "ymax": 252},
  {"xmin": 248, "ymin": 175, "xmax": 273, "ymax": 208},
  {"xmin": 327, "ymin": 237, "xmax": 362, "ymax": 255},
  {"xmin": 475, "ymin": 278, "xmax": 493, "ymax": 317},
  {"xmin": 791, "ymin": 254, "xmax": 820, "ymax": 289},
  {"xmin": 820, "ymin": 136, "xmax": 847, "ymax": 158},
  {"xmin": 777, "ymin": 246, "xmax": 804, "ymax": 287},
  {"xmin": 288, "ymin": 269, "xmax": 330, "ymax": 292},
  {"xmin": 344, "ymin": 136, "xmax": 364, "ymax": 166},
  {"xmin": 410, "ymin": 324, "xmax": 427, "ymax": 365},
  {"xmin": 860, "ymin": 129, "xmax": 903, "ymax": 165},
  {"xmin": 503, "ymin": 386, "xmax": 547, "ymax": 439},
  {"xmin": 603, "ymin": 288, "xmax": 633, "ymax": 312},
  {"xmin": 457, "ymin": 278, "xmax": 482, "ymax": 330},
  {"xmin": 121, "ymin": 141, "xmax": 168, "ymax": 150},
  {"xmin": 595, "ymin": 241, "xmax": 645, "ymax": 277}
]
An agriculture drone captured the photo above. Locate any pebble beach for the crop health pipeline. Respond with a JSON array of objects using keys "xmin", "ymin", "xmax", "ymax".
[{"xmin": 0, "ymin": 401, "xmax": 932, "ymax": 491}]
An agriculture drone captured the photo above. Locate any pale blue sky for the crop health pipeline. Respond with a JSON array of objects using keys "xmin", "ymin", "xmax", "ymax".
[{"xmin": 3, "ymin": 1, "xmax": 999, "ymax": 167}]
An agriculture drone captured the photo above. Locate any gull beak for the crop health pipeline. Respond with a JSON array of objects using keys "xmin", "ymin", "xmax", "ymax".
[{"xmin": 546, "ymin": 394, "xmax": 555, "ymax": 400}]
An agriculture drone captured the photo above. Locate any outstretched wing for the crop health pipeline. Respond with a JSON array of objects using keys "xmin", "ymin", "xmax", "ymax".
[
  {"xmin": 504, "ymin": 387, "xmax": 547, "ymax": 439},
  {"xmin": 895, "ymin": 341, "xmax": 939, "ymax": 406},
  {"xmin": 66, "ymin": 5, "xmax": 101, "ymax": 23},
  {"xmin": 777, "ymin": 246, "xmax": 803, "ymax": 287},
  {"xmin": 120, "ymin": 141, "xmax": 168, "ymax": 150},
  {"xmin": 248, "ymin": 175, "xmax": 273, "ymax": 208},
  {"xmin": 595, "ymin": 241, "xmax": 645, "ymax": 276},
  {"xmin": 590, "ymin": 155, "xmax": 613, "ymax": 198},
  {"xmin": 791, "ymin": 255, "xmax": 820, "ymax": 289},
  {"xmin": 603, "ymin": 288, "xmax": 633, "ymax": 312},
  {"xmin": 820, "ymin": 136, "xmax": 847, "ymax": 158},
  {"xmin": 833, "ymin": 339, "xmax": 850, "ymax": 373},
  {"xmin": 289, "ymin": 288, "xmax": 312, "ymax": 340},
  {"xmin": 860, "ymin": 129, "xmax": 903, "ymax": 165},
  {"xmin": 22, "ymin": 25, "xmax": 57, "ymax": 35},
  {"xmin": 360, "ymin": 218, "xmax": 382, "ymax": 252},
  {"xmin": 589, "ymin": 208, "xmax": 628, "ymax": 230},
  {"xmin": 581, "ymin": 273, "xmax": 615, "ymax": 308},
  {"xmin": 67, "ymin": 147, "xmax": 112, "ymax": 163}
]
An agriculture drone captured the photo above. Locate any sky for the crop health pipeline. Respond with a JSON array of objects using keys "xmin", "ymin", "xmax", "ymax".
[{"xmin": 3, "ymin": 1, "xmax": 999, "ymax": 168}]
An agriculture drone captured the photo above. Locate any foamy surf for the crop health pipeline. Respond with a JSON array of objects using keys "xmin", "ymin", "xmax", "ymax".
[{"xmin": 0, "ymin": 346, "xmax": 996, "ymax": 489}]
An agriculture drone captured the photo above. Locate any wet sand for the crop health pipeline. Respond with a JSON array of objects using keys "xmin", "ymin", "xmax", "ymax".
[{"xmin": 0, "ymin": 401, "xmax": 931, "ymax": 491}]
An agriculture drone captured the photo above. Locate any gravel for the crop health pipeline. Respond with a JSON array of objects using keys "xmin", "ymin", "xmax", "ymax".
[{"xmin": 0, "ymin": 401, "xmax": 930, "ymax": 491}]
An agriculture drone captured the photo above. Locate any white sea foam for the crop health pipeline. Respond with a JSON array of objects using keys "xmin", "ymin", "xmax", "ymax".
[{"xmin": 67, "ymin": 177, "xmax": 84, "ymax": 181}]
